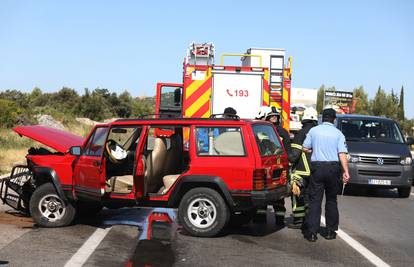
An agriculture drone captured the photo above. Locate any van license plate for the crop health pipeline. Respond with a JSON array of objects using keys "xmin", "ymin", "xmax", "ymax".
[{"xmin": 368, "ymin": 179, "xmax": 391, "ymax": 185}]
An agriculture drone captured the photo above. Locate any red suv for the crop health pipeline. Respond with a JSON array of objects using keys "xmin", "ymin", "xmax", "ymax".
[{"xmin": 1, "ymin": 118, "xmax": 288, "ymax": 237}]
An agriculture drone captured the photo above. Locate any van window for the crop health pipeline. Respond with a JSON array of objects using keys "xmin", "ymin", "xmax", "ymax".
[
  {"xmin": 253, "ymin": 124, "xmax": 284, "ymax": 156},
  {"xmin": 195, "ymin": 127, "xmax": 245, "ymax": 156},
  {"xmin": 340, "ymin": 119, "xmax": 404, "ymax": 144}
]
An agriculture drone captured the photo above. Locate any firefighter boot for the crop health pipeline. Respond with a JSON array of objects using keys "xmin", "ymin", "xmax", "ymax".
[{"xmin": 273, "ymin": 199, "xmax": 286, "ymax": 227}]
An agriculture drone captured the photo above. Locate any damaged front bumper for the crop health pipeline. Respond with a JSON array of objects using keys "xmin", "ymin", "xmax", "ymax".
[{"xmin": 0, "ymin": 165, "xmax": 33, "ymax": 213}]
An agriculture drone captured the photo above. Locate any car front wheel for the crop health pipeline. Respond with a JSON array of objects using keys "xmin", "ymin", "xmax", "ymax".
[
  {"xmin": 29, "ymin": 183, "xmax": 76, "ymax": 227},
  {"xmin": 178, "ymin": 187, "xmax": 229, "ymax": 237}
]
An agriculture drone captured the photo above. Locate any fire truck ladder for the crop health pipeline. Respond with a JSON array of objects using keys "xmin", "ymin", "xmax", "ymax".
[{"xmin": 269, "ymin": 55, "xmax": 284, "ymax": 110}]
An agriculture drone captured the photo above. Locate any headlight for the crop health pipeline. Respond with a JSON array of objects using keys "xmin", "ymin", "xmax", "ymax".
[
  {"xmin": 346, "ymin": 154, "xmax": 359, "ymax": 163},
  {"xmin": 400, "ymin": 157, "xmax": 412, "ymax": 165}
]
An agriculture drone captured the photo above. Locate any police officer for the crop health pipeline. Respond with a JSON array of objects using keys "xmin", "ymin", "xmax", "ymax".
[
  {"xmin": 288, "ymin": 107, "xmax": 318, "ymax": 229},
  {"xmin": 302, "ymin": 108, "xmax": 350, "ymax": 242},
  {"xmin": 263, "ymin": 107, "xmax": 292, "ymax": 226}
]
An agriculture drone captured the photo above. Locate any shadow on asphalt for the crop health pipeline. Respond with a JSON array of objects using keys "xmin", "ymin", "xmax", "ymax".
[{"xmin": 343, "ymin": 185, "xmax": 401, "ymax": 198}]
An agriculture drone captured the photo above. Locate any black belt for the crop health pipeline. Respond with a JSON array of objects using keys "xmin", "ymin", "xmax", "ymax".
[{"xmin": 311, "ymin": 161, "xmax": 340, "ymax": 165}]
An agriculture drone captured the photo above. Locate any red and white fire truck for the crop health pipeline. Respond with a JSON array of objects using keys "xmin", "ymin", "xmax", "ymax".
[{"xmin": 155, "ymin": 43, "xmax": 292, "ymax": 130}]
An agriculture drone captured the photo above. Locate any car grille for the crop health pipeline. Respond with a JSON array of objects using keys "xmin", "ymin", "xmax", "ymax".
[
  {"xmin": 358, "ymin": 170, "xmax": 401, "ymax": 177},
  {"xmin": 359, "ymin": 156, "xmax": 400, "ymax": 165}
]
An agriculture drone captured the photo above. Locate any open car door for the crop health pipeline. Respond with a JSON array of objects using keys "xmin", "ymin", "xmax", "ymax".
[{"xmin": 73, "ymin": 126, "xmax": 109, "ymax": 200}]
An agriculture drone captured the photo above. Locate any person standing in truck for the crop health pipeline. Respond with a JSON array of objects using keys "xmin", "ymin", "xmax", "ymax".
[{"xmin": 302, "ymin": 108, "xmax": 350, "ymax": 242}]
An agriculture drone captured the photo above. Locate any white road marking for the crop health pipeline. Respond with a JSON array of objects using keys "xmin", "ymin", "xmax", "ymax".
[
  {"xmin": 64, "ymin": 227, "xmax": 112, "ymax": 267},
  {"xmin": 410, "ymin": 192, "xmax": 414, "ymax": 197},
  {"xmin": 321, "ymin": 216, "xmax": 390, "ymax": 267}
]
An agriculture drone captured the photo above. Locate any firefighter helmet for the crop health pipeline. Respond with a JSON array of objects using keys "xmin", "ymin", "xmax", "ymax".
[
  {"xmin": 302, "ymin": 107, "xmax": 318, "ymax": 122},
  {"xmin": 265, "ymin": 106, "xmax": 280, "ymax": 120},
  {"xmin": 256, "ymin": 106, "xmax": 272, "ymax": 120}
]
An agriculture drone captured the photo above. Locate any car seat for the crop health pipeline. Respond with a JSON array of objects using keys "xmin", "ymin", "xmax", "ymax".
[{"xmin": 213, "ymin": 131, "xmax": 244, "ymax": 155}]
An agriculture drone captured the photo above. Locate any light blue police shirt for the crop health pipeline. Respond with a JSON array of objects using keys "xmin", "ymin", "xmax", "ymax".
[{"xmin": 303, "ymin": 122, "xmax": 348, "ymax": 162}]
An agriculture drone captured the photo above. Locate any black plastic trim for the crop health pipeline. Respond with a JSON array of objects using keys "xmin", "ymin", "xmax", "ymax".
[{"xmin": 32, "ymin": 167, "xmax": 68, "ymax": 203}]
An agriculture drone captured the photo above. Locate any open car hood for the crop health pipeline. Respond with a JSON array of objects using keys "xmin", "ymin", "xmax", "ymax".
[{"xmin": 13, "ymin": 125, "xmax": 85, "ymax": 153}]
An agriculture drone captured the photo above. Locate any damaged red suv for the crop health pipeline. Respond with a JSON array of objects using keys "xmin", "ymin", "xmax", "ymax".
[{"xmin": 1, "ymin": 118, "xmax": 288, "ymax": 237}]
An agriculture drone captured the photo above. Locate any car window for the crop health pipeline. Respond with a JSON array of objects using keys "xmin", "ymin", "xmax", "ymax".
[
  {"xmin": 84, "ymin": 127, "xmax": 109, "ymax": 157},
  {"xmin": 340, "ymin": 119, "xmax": 404, "ymax": 144},
  {"xmin": 252, "ymin": 124, "xmax": 283, "ymax": 156},
  {"xmin": 195, "ymin": 127, "xmax": 245, "ymax": 156}
]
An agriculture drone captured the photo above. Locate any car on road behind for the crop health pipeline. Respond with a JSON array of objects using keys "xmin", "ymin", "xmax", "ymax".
[{"xmin": 337, "ymin": 114, "xmax": 414, "ymax": 197}]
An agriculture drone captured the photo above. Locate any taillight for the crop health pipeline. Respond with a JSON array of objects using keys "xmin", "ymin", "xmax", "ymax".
[{"xmin": 253, "ymin": 168, "xmax": 266, "ymax": 190}]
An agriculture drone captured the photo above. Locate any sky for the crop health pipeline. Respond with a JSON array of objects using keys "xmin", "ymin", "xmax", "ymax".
[{"xmin": 1, "ymin": 0, "xmax": 413, "ymax": 118}]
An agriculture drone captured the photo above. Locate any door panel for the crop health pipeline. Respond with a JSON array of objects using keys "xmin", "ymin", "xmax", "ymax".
[{"xmin": 74, "ymin": 127, "xmax": 109, "ymax": 200}]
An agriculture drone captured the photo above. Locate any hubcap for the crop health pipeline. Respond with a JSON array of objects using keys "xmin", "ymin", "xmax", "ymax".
[
  {"xmin": 38, "ymin": 194, "xmax": 66, "ymax": 222},
  {"xmin": 187, "ymin": 197, "xmax": 217, "ymax": 228}
]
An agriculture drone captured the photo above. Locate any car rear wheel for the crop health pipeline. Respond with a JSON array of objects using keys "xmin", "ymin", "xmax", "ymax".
[
  {"xmin": 397, "ymin": 186, "xmax": 411, "ymax": 198},
  {"xmin": 178, "ymin": 187, "xmax": 229, "ymax": 237},
  {"xmin": 29, "ymin": 183, "xmax": 76, "ymax": 227}
]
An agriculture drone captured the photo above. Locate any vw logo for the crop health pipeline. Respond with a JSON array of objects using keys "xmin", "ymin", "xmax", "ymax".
[{"xmin": 377, "ymin": 158, "xmax": 384, "ymax": 165}]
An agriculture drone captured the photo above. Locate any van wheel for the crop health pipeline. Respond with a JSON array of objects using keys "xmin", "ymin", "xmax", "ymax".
[
  {"xmin": 178, "ymin": 187, "xmax": 229, "ymax": 237},
  {"xmin": 29, "ymin": 183, "xmax": 76, "ymax": 227},
  {"xmin": 397, "ymin": 187, "xmax": 411, "ymax": 198}
]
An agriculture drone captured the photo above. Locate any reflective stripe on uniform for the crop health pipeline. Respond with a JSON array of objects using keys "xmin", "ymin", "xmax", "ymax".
[{"xmin": 291, "ymin": 143, "xmax": 303, "ymax": 150}]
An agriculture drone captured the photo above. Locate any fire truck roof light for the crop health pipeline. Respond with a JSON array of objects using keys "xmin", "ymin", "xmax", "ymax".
[
  {"xmin": 252, "ymin": 67, "xmax": 263, "ymax": 71},
  {"xmin": 213, "ymin": 66, "xmax": 225, "ymax": 70}
]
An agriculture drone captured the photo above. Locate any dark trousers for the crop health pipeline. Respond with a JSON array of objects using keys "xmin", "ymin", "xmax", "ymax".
[{"xmin": 306, "ymin": 162, "xmax": 341, "ymax": 234}]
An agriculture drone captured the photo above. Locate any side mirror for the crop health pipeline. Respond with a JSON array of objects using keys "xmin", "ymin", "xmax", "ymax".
[
  {"xmin": 406, "ymin": 137, "xmax": 414, "ymax": 145},
  {"xmin": 69, "ymin": 146, "xmax": 82, "ymax": 156}
]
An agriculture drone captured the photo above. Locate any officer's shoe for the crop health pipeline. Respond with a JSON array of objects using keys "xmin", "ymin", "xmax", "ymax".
[
  {"xmin": 325, "ymin": 230, "xmax": 337, "ymax": 240},
  {"xmin": 304, "ymin": 232, "xmax": 317, "ymax": 242}
]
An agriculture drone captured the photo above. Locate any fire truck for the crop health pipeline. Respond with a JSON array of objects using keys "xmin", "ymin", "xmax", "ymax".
[{"xmin": 155, "ymin": 43, "xmax": 292, "ymax": 130}]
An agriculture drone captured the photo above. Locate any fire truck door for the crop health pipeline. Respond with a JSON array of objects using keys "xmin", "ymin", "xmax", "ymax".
[{"xmin": 155, "ymin": 83, "xmax": 183, "ymax": 118}]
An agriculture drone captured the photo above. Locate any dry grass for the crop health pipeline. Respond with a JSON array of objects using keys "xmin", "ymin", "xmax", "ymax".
[{"xmin": 0, "ymin": 123, "xmax": 94, "ymax": 175}]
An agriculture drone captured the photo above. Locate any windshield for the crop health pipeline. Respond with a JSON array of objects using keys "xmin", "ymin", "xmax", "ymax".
[{"xmin": 340, "ymin": 118, "xmax": 404, "ymax": 144}]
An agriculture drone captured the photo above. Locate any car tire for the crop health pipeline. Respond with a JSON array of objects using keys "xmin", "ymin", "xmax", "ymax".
[
  {"xmin": 397, "ymin": 186, "xmax": 411, "ymax": 198},
  {"xmin": 29, "ymin": 183, "xmax": 76, "ymax": 227},
  {"xmin": 178, "ymin": 187, "xmax": 229, "ymax": 237}
]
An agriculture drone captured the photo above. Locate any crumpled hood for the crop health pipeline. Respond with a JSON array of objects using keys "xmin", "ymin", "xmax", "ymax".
[{"xmin": 13, "ymin": 125, "xmax": 85, "ymax": 153}]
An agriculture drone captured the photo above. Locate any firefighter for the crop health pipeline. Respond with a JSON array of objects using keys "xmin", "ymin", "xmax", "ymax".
[
  {"xmin": 263, "ymin": 107, "xmax": 292, "ymax": 226},
  {"xmin": 287, "ymin": 107, "xmax": 318, "ymax": 229}
]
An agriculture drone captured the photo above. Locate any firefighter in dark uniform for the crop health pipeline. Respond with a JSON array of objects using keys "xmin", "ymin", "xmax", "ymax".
[
  {"xmin": 288, "ymin": 107, "xmax": 318, "ymax": 228},
  {"xmin": 302, "ymin": 108, "xmax": 350, "ymax": 242},
  {"xmin": 263, "ymin": 107, "xmax": 292, "ymax": 226}
]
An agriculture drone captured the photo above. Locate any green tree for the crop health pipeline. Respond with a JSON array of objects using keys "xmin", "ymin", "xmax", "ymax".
[
  {"xmin": 0, "ymin": 99, "xmax": 22, "ymax": 128},
  {"xmin": 316, "ymin": 85, "xmax": 325, "ymax": 114},
  {"xmin": 370, "ymin": 86, "xmax": 388, "ymax": 116},
  {"xmin": 398, "ymin": 86, "xmax": 405, "ymax": 120},
  {"xmin": 353, "ymin": 86, "xmax": 369, "ymax": 114}
]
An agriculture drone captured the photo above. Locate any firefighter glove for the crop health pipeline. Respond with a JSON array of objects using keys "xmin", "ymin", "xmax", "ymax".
[{"xmin": 292, "ymin": 182, "xmax": 301, "ymax": 196}]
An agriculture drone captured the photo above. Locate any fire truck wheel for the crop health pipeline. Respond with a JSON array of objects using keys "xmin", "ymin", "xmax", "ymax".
[
  {"xmin": 178, "ymin": 187, "xmax": 229, "ymax": 237},
  {"xmin": 29, "ymin": 183, "xmax": 76, "ymax": 227}
]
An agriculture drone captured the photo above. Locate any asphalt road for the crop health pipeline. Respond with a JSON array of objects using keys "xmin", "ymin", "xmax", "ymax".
[{"xmin": 0, "ymin": 186, "xmax": 413, "ymax": 267}]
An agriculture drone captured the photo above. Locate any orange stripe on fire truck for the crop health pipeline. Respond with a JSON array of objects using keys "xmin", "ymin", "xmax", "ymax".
[{"xmin": 185, "ymin": 89, "xmax": 211, "ymax": 117}]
